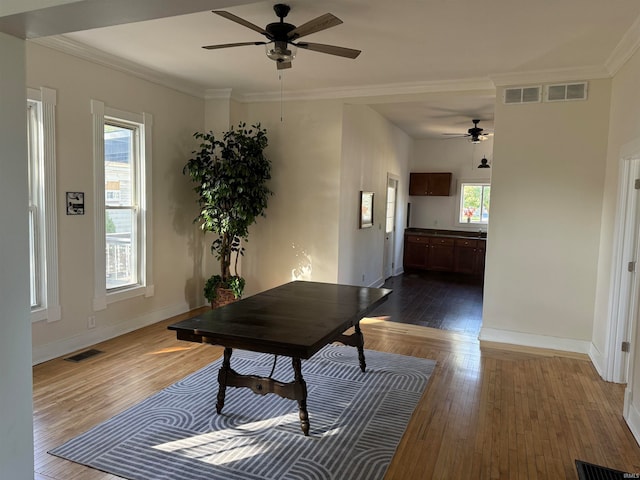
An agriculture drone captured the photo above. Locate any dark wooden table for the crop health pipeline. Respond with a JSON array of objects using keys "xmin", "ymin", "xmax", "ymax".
[{"xmin": 168, "ymin": 280, "xmax": 392, "ymax": 435}]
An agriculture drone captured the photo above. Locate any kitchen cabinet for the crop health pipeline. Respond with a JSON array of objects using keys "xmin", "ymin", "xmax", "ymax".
[
  {"xmin": 404, "ymin": 235, "xmax": 429, "ymax": 268},
  {"xmin": 427, "ymin": 237, "xmax": 454, "ymax": 271},
  {"xmin": 403, "ymin": 231, "xmax": 486, "ymax": 276},
  {"xmin": 453, "ymin": 238, "xmax": 478, "ymax": 274},
  {"xmin": 475, "ymin": 240, "xmax": 486, "ymax": 275},
  {"xmin": 409, "ymin": 173, "xmax": 452, "ymax": 196}
]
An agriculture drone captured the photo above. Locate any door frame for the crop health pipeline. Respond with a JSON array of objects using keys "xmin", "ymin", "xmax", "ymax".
[{"xmin": 607, "ymin": 142, "xmax": 640, "ymax": 385}]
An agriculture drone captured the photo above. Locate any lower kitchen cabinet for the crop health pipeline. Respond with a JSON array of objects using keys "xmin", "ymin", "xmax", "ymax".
[{"xmin": 404, "ymin": 232, "xmax": 486, "ymax": 276}]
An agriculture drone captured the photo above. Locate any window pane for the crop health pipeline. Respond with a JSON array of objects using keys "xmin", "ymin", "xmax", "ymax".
[
  {"xmin": 460, "ymin": 183, "xmax": 490, "ymax": 224},
  {"xmin": 105, "ymin": 121, "xmax": 138, "ymax": 291},
  {"xmin": 385, "ymin": 185, "xmax": 395, "ymax": 233},
  {"xmin": 482, "ymin": 186, "xmax": 491, "ymax": 222},
  {"xmin": 105, "ymin": 124, "xmax": 134, "ymax": 207},
  {"xmin": 106, "ymin": 208, "xmax": 137, "ymax": 289},
  {"xmin": 29, "ymin": 207, "xmax": 38, "ymax": 307}
]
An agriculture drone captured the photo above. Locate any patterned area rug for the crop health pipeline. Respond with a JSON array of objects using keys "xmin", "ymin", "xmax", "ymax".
[{"xmin": 50, "ymin": 345, "xmax": 436, "ymax": 480}]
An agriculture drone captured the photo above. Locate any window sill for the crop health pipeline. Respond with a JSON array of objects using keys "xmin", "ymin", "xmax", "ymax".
[
  {"xmin": 93, "ymin": 284, "xmax": 154, "ymax": 311},
  {"xmin": 107, "ymin": 284, "xmax": 154, "ymax": 305},
  {"xmin": 31, "ymin": 305, "xmax": 61, "ymax": 323}
]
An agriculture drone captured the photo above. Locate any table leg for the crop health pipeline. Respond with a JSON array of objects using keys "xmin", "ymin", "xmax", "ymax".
[
  {"xmin": 355, "ymin": 322, "xmax": 366, "ymax": 372},
  {"xmin": 292, "ymin": 357, "xmax": 310, "ymax": 436},
  {"xmin": 216, "ymin": 347, "xmax": 233, "ymax": 414}
]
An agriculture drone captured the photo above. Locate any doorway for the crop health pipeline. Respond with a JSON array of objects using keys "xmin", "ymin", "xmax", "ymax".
[{"xmin": 383, "ymin": 175, "xmax": 399, "ymax": 280}]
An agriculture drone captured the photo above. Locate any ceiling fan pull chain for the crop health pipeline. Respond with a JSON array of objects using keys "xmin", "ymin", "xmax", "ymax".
[{"xmin": 280, "ymin": 72, "xmax": 284, "ymax": 122}]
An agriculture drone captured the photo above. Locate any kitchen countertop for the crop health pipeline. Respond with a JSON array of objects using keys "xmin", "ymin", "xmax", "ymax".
[{"xmin": 405, "ymin": 228, "xmax": 487, "ymax": 240}]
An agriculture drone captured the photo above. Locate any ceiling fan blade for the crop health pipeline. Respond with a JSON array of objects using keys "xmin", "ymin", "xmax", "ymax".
[
  {"xmin": 213, "ymin": 11, "xmax": 271, "ymax": 37},
  {"xmin": 287, "ymin": 13, "xmax": 342, "ymax": 39},
  {"xmin": 277, "ymin": 61, "xmax": 292, "ymax": 70},
  {"xmin": 202, "ymin": 41, "xmax": 267, "ymax": 50},
  {"xmin": 296, "ymin": 42, "xmax": 361, "ymax": 59}
]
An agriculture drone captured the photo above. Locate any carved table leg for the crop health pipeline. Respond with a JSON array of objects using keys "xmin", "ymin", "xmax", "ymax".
[
  {"xmin": 292, "ymin": 357, "xmax": 310, "ymax": 436},
  {"xmin": 216, "ymin": 347, "xmax": 233, "ymax": 414},
  {"xmin": 355, "ymin": 322, "xmax": 366, "ymax": 372}
]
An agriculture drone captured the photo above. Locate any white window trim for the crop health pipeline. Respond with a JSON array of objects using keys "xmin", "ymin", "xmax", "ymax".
[
  {"xmin": 28, "ymin": 87, "xmax": 61, "ymax": 323},
  {"xmin": 455, "ymin": 179, "xmax": 491, "ymax": 229},
  {"xmin": 91, "ymin": 100, "xmax": 153, "ymax": 310}
]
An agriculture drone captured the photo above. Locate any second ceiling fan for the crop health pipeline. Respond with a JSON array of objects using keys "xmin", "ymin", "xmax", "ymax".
[
  {"xmin": 444, "ymin": 119, "xmax": 493, "ymax": 143},
  {"xmin": 203, "ymin": 3, "xmax": 361, "ymax": 70}
]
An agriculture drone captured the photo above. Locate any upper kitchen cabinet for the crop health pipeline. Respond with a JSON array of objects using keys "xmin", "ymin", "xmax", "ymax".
[{"xmin": 409, "ymin": 172, "xmax": 452, "ymax": 196}]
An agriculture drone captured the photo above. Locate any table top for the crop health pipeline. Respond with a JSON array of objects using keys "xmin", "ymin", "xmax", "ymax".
[{"xmin": 168, "ymin": 281, "xmax": 392, "ymax": 358}]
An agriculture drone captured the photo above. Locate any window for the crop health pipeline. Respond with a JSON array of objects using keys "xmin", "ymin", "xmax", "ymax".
[
  {"xmin": 27, "ymin": 87, "xmax": 61, "ymax": 322},
  {"xmin": 459, "ymin": 182, "xmax": 490, "ymax": 225},
  {"xmin": 92, "ymin": 100, "xmax": 153, "ymax": 309}
]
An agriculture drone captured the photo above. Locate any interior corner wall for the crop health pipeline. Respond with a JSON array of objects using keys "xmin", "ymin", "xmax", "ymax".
[
  {"xmin": 232, "ymin": 99, "xmax": 344, "ymax": 296},
  {"xmin": 338, "ymin": 104, "xmax": 411, "ymax": 287},
  {"xmin": 410, "ymin": 137, "xmax": 493, "ymax": 232},
  {"xmin": 481, "ymin": 78, "xmax": 611, "ymax": 349},
  {"xmin": 204, "ymin": 97, "xmax": 231, "ymax": 132},
  {"xmin": 0, "ymin": 32, "xmax": 34, "ymax": 479},
  {"xmin": 27, "ymin": 42, "xmax": 207, "ymax": 363}
]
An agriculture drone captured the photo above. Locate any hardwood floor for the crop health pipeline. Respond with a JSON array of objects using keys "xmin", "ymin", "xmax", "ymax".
[
  {"xmin": 33, "ymin": 309, "xmax": 640, "ymax": 479},
  {"xmin": 370, "ymin": 271, "xmax": 484, "ymax": 336}
]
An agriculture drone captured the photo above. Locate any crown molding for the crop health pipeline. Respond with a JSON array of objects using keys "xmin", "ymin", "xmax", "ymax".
[
  {"xmin": 236, "ymin": 77, "xmax": 496, "ymax": 103},
  {"xmin": 30, "ymin": 36, "xmax": 208, "ymax": 99},
  {"xmin": 30, "ymin": 34, "xmax": 625, "ymax": 104},
  {"xmin": 490, "ymin": 65, "xmax": 611, "ymax": 87},
  {"xmin": 606, "ymin": 14, "xmax": 640, "ymax": 76},
  {"xmin": 204, "ymin": 88, "xmax": 233, "ymax": 100}
]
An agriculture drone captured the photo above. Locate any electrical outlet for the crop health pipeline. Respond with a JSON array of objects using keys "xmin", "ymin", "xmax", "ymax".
[{"xmin": 88, "ymin": 316, "xmax": 96, "ymax": 329}]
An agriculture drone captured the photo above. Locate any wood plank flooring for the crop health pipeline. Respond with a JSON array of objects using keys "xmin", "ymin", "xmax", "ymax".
[
  {"xmin": 33, "ymin": 308, "xmax": 640, "ymax": 479},
  {"xmin": 369, "ymin": 271, "xmax": 484, "ymax": 336}
]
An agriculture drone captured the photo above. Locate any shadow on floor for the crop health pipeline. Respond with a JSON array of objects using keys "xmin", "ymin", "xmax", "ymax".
[{"xmin": 367, "ymin": 271, "xmax": 484, "ymax": 336}]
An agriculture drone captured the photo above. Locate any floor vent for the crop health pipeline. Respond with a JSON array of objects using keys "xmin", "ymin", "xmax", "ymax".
[
  {"xmin": 575, "ymin": 459, "xmax": 629, "ymax": 479},
  {"xmin": 545, "ymin": 81, "xmax": 588, "ymax": 102},
  {"xmin": 65, "ymin": 349, "xmax": 103, "ymax": 362},
  {"xmin": 504, "ymin": 86, "xmax": 541, "ymax": 104}
]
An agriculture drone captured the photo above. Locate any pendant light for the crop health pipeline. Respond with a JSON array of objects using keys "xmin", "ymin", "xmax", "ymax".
[{"xmin": 478, "ymin": 156, "xmax": 490, "ymax": 168}]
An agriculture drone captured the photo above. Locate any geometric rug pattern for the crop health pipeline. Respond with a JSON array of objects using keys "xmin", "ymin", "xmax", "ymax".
[{"xmin": 50, "ymin": 345, "xmax": 436, "ymax": 480}]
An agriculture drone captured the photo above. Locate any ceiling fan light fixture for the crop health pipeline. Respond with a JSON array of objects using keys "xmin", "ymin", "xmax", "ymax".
[{"xmin": 265, "ymin": 41, "xmax": 297, "ymax": 63}]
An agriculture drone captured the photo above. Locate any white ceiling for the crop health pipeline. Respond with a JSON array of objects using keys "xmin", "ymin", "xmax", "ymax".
[{"xmin": 31, "ymin": 0, "xmax": 640, "ymax": 138}]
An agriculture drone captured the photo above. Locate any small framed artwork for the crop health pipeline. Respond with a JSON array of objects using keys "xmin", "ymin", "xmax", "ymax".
[
  {"xmin": 359, "ymin": 191, "xmax": 374, "ymax": 229},
  {"xmin": 66, "ymin": 192, "xmax": 85, "ymax": 215}
]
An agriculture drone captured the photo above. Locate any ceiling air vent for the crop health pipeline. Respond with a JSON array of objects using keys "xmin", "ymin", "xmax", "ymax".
[
  {"xmin": 503, "ymin": 86, "xmax": 541, "ymax": 104},
  {"xmin": 544, "ymin": 82, "xmax": 588, "ymax": 102}
]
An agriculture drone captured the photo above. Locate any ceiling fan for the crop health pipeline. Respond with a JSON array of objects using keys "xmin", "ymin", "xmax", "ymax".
[
  {"xmin": 444, "ymin": 119, "xmax": 493, "ymax": 143},
  {"xmin": 202, "ymin": 4, "xmax": 361, "ymax": 70}
]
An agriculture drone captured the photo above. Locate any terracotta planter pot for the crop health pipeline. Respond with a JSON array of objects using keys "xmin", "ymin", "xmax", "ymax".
[{"xmin": 211, "ymin": 287, "xmax": 238, "ymax": 309}]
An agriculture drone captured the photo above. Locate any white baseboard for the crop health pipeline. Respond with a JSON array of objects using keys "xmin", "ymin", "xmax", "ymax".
[
  {"xmin": 588, "ymin": 342, "xmax": 608, "ymax": 381},
  {"xmin": 32, "ymin": 301, "xmax": 193, "ymax": 365},
  {"xmin": 624, "ymin": 388, "xmax": 640, "ymax": 447},
  {"xmin": 479, "ymin": 327, "xmax": 591, "ymax": 354}
]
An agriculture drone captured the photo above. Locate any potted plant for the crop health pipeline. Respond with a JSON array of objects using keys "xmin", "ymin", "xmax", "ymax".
[{"xmin": 184, "ymin": 123, "xmax": 272, "ymax": 308}]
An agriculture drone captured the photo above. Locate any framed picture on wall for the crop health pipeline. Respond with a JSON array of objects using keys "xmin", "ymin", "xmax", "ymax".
[
  {"xmin": 66, "ymin": 192, "xmax": 85, "ymax": 215},
  {"xmin": 359, "ymin": 191, "xmax": 374, "ymax": 229}
]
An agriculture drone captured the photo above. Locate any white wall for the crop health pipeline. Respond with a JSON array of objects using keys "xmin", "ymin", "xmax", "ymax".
[
  {"xmin": 338, "ymin": 104, "xmax": 411, "ymax": 286},
  {"xmin": 410, "ymin": 137, "xmax": 493, "ymax": 232},
  {"xmin": 228, "ymin": 99, "xmax": 345, "ymax": 296},
  {"xmin": 481, "ymin": 79, "xmax": 611, "ymax": 351},
  {"xmin": 0, "ymin": 32, "xmax": 34, "ymax": 480},
  {"xmin": 27, "ymin": 42, "xmax": 207, "ymax": 363}
]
